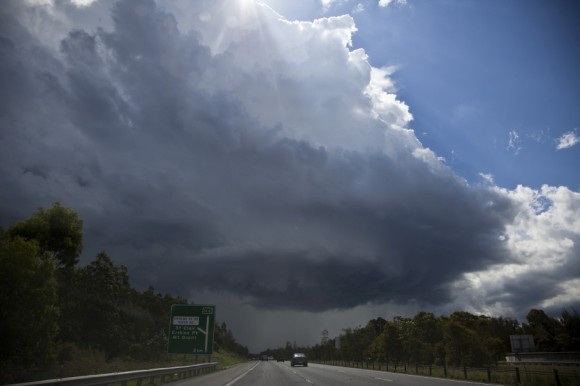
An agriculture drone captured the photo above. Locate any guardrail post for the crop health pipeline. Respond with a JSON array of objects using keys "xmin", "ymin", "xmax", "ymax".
[
  {"xmin": 463, "ymin": 366, "xmax": 467, "ymax": 379},
  {"xmin": 416, "ymin": 364, "xmax": 418, "ymax": 374},
  {"xmin": 554, "ymin": 369, "xmax": 561, "ymax": 386},
  {"xmin": 487, "ymin": 367, "xmax": 491, "ymax": 382},
  {"xmin": 443, "ymin": 364, "xmax": 447, "ymax": 377},
  {"xmin": 515, "ymin": 367, "xmax": 520, "ymax": 384},
  {"xmin": 429, "ymin": 365, "xmax": 432, "ymax": 376}
]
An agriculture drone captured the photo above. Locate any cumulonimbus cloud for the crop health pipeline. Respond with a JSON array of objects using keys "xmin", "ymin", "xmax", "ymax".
[{"xmin": 0, "ymin": 0, "xmax": 578, "ymax": 317}]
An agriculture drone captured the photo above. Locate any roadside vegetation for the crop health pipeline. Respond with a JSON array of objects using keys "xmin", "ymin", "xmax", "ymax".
[
  {"xmin": 309, "ymin": 309, "xmax": 580, "ymax": 365},
  {"xmin": 266, "ymin": 309, "xmax": 579, "ymax": 365},
  {"xmin": 0, "ymin": 203, "xmax": 248, "ymax": 384},
  {"xmin": 2, "ymin": 347, "xmax": 246, "ymax": 384},
  {"xmin": 262, "ymin": 309, "xmax": 580, "ymax": 385},
  {"xmin": 263, "ymin": 306, "xmax": 579, "ymax": 367}
]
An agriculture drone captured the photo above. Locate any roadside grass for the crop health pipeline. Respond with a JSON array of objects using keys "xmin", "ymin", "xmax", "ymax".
[
  {"xmin": 108, "ymin": 351, "xmax": 246, "ymax": 386},
  {"xmin": 316, "ymin": 360, "xmax": 580, "ymax": 386},
  {"xmin": 517, "ymin": 364, "xmax": 580, "ymax": 386},
  {"xmin": 212, "ymin": 350, "xmax": 248, "ymax": 369},
  {"xmin": 1, "ymin": 349, "xmax": 247, "ymax": 385}
]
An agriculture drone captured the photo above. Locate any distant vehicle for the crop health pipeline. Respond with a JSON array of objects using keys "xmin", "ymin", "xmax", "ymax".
[
  {"xmin": 261, "ymin": 355, "xmax": 269, "ymax": 361},
  {"xmin": 290, "ymin": 353, "xmax": 308, "ymax": 367}
]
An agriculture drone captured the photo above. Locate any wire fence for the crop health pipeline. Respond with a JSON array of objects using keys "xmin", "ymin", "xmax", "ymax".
[{"xmin": 315, "ymin": 359, "xmax": 580, "ymax": 385}]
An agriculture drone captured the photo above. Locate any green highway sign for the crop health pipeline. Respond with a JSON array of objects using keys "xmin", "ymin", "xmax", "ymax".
[{"xmin": 168, "ymin": 304, "xmax": 215, "ymax": 355}]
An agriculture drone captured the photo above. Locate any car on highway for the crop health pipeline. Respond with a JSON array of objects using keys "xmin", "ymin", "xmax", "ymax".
[{"xmin": 290, "ymin": 353, "xmax": 308, "ymax": 367}]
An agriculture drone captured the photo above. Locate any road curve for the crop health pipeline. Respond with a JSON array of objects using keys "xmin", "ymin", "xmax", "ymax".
[{"xmin": 168, "ymin": 361, "xmax": 503, "ymax": 386}]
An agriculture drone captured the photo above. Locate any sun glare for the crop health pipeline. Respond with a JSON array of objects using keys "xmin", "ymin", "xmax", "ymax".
[{"xmin": 237, "ymin": 0, "xmax": 256, "ymax": 11}]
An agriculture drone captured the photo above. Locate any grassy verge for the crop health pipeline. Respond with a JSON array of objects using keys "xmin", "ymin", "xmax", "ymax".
[
  {"xmin": 315, "ymin": 360, "xmax": 580, "ymax": 386},
  {"xmin": 1, "ymin": 349, "xmax": 247, "ymax": 385}
]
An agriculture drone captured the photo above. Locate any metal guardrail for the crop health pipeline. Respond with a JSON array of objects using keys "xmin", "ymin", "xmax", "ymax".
[{"xmin": 7, "ymin": 362, "xmax": 218, "ymax": 386}]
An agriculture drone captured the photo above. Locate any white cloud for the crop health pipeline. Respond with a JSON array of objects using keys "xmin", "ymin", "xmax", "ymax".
[
  {"xmin": 365, "ymin": 66, "xmax": 413, "ymax": 129},
  {"xmin": 353, "ymin": 3, "xmax": 365, "ymax": 13},
  {"xmin": 556, "ymin": 130, "xmax": 579, "ymax": 150},
  {"xmin": 24, "ymin": 0, "xmax": 54, "ymax": 5},
  {"xmin": 540, "ymin": 278, "xmax": 580, "ymax": 310},
  {"xmin": 188, "ymin": 3, "xmax": 415, "ymax": 154},
  {"xmin": 507, "ymin": 130, "xmax": 523, "ymax": 155},
  {"xmin": 479, "ymin": 173, "xmax": 495, "ymax": 185},
  {"xmin": 503, "ymin": 185, "xmax": 579, "ymax": 263},
  {"xmin": 70, "ymin": 0, "xmax": 98, "ymax": 6},
  {"xmin": 24, "ymin": 0, "xmax": 98, "ymax": 7},
  {"xmin": 378, "ymin": 0, "xmax": 407, "ymax": 8},
  {"xmin": 321, "ymin": 0, "xmax": 338, "ymax": 9},
  {"xmin": 451, "ymin": 184, "xmax": 580, "ymax": 318}
]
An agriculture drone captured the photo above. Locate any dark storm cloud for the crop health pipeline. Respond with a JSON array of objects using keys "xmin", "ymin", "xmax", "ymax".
[{"xmin": 1, "ymin": 0, "xmax": 556, "ymax": 315}]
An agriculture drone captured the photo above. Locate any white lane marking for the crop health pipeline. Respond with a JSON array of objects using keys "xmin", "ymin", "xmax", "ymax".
[
  {"xmin": 375, "ymin": 377, "xmax": 393, "ymax": 382},
  {"xmin": 224, "ymin": 362, "xmax": 260, "ymax": 386}
]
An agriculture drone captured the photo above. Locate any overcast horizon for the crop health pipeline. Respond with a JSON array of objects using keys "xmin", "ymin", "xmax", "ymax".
[{"xmin": 1, "ymin": 0, "xmax": 579, "ymax": 352}]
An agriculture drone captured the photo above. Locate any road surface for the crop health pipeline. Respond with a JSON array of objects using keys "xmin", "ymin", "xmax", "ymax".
[{"xmin": 168, "ymin": 361, "xmax": 502, "ymax": 386}]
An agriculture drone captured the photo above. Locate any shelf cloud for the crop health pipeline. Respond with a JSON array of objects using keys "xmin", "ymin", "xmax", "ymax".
[{"xmin": 1, "ymin": 0, "xmax": 579, "ymax": 349}]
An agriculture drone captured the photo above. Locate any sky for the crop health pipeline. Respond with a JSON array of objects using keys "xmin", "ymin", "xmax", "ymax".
[{"xmin": 1, "ymin": 0, "xmax": 579, "ymax": 353}]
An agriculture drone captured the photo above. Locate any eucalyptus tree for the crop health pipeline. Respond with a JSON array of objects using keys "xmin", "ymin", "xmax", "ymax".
[{"xmin": 0, "ymin": 234, "xmax": 59, "ymax": 365}]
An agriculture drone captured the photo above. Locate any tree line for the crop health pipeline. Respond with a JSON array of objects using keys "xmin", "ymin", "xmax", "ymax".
[
  {"xmin": 0, "ymin": 203, "xmax": 248, "ymax": 372},
  {"xmin": 274, "ymin": 308, "xmax": 579, "ymax": 367}
]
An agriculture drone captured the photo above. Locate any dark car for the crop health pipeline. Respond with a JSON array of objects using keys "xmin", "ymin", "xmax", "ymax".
[{"xmin": 290, "ymin": 353, "xmax": 308, "ymax": 367}]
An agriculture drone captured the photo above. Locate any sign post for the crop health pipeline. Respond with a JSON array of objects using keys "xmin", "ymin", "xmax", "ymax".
[{"xmin": 168, "ymin": 304, "xmax": 216, "ymax": 356}]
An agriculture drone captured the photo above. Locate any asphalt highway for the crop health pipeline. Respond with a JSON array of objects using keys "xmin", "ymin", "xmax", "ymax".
[{"xmin": 169, "ymin": 361, "xmax": 502, "ymax": 386}]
